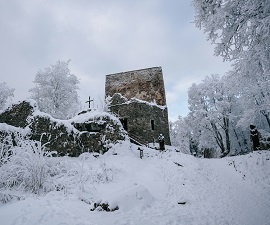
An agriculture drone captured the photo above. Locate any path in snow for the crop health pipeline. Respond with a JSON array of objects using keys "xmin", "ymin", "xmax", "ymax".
[{"xmin": 114, "ymin": 149, "xmax": 270, "ymax": 225}]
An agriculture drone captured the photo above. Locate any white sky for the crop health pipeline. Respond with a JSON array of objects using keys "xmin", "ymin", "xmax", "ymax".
[{"xmin": 0, "ymin": 0, "xmax": 231, "ymax": 121}]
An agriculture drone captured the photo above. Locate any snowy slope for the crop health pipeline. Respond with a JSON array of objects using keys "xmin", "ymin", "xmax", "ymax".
[{"xmin": 0, "ymin": 142, "xmax": 270, "ymax": 225}]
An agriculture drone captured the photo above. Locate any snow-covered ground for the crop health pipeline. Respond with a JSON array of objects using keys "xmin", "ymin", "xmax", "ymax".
[{"xmin": 1, "ymin": 142, "xmax": 270, "ymax": 225}]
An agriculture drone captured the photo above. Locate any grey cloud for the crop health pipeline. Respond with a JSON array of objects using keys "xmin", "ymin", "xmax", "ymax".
[{"xmin": 0, "ymin": 0, "xmax": 231, "ymax": 121}]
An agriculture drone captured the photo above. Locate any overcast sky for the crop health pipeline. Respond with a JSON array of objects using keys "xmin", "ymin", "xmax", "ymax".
[{"xmin": 0, "ymin": 0, "xmax": 231, "ymax": 121}]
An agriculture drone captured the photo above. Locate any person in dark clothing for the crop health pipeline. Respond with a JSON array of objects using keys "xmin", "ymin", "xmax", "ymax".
[
  {"xmin": 158, "ymin": 134, "xmax": 165, "ymax": 151},
  {"xmin": 250, "ymin": 125, "xmax": 260, "ymax": 150}
]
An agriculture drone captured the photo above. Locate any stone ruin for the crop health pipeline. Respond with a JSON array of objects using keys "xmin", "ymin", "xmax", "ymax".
[
  {"xmin": 105, "ymin": 66, "xmax": 171, "ymax": 145},
  {"xmin": 0, "ymin": 100, "xmax": 127, "ymax": 156},
  {"xmin": 0, "ymin": 66, "xmax": 171, "ymax": 157}
]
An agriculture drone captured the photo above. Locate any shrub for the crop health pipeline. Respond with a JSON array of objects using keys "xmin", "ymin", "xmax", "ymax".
[{"xmin": 0, "ymin": 140, "xmax": 52, "ymax": 194}]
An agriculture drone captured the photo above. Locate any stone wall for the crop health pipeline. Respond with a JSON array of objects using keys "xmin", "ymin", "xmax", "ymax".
[
  {"xmin": 0, "ymin": 100, "xmax": 36, "ymax": 128},
  {"xmin": 108, "ymin": 93, "xmax": 171, "ymax": 145},
  {"xmin": 105, "ymin": 67, "xmax": 171, "ymax": 146},
  {"xmin": 0, "ymin": 101, "xmax": 127, "ymax": 156},
  {"xmin": 105, "ymin": 67, "xmax": 166, "ymax": 106}
]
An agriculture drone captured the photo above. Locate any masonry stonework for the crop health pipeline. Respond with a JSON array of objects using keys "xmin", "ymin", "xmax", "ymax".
[
  {"xmin": 105, "ymin": 67, "xmax": 166, "ymax": 106},
  {"xmin": 0, "ymin": 101, "xmax": 127, "ymax": 156},
  {"xmin": 105, "ymin": 67, "xmax": 171, "ymax": 145}
]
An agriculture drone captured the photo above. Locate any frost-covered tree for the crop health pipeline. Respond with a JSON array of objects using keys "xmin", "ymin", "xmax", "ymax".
[
  {"xmin": 192, "ymin": 0, "xmax": 270, "ymax": 61},
  {"xmin": 0, "ymin": 82, "xmax": 14, "ymax": 110},
  {"xmin": 230, "ymin": 54, "xmax": 270, "ymax": 129},
  {"xmin": 186, "ymin": 74, "xmax": 249, "ymax": 157},
  {"xmin": 192, "ymin": 0, "xmax": 270, "ymax": 129},
  {"xmin": 30, "ymin": 60, "xmax": 80, "ymax": 119},
  {"xmin": 187, "ymin": 81, "xmax": 221, "ymax": 156},
  {"xmin": 170, "ymin": 116, "xmax": 191, "ymax": 154}
]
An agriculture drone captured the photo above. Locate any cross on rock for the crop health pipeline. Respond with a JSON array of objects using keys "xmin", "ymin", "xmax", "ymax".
[{"xmin": 86, "ymin": 96, "xmax": 94, "ymax": 109}]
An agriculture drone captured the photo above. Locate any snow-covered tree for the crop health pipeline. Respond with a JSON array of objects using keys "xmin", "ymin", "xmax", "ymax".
[
  {"xmin": 0, "ymin": 82, "xmax": 14, "ymax": 111},
  {"xmin": 186, "ymin": 74, "xmax": 250, "ymax": 157},
  {"xmin": 192, "ymin": 0, "xmax": 270, "ymax": 61},
  {"xmin": 230, "ymin": 55, "xmax": 270, "ymax": 129},
  {"xmin": 170, "ymin": 116, "xmax": 191, "ymax": 154},
  {"xmin": 187, "ymin": 81, "xmax": 220, "ymax": 156},
  {"xmin": 192, "ymin": 0, "xmax": 270, "ymax": 129},
  {"xmin": 29, "ymin": 60, "xmax": 80, "ymax": 119}
]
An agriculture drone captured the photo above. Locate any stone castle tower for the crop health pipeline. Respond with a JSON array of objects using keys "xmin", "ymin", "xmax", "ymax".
[{"xmin": 105, "ymin": 67, "xmax": 171, "ymax": 145}]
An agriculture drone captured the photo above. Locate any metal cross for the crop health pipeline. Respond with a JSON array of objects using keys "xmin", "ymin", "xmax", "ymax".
[{"xmin": 86, "ymin": 96, "xmax": 94, "ymax": 109}]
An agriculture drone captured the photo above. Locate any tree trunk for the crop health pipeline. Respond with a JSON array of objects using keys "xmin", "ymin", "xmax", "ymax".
[
  {"xmin": 233, "ymin": 128, "xmax": 243, "ymax": 153},
  {"xmin": 211, "ymin": 121, "xmax": 226, "ymax": 155},
  {"xmin": 262, "ymin": 112, "xmax": 270, "ymax": 129},
  {"xmin": 223, "ymin": 117, "xmax": 230, "ymax": 157}
]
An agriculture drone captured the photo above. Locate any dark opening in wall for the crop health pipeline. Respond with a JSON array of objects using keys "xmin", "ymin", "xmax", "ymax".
[
  {"xmin": 74, "ymin": 122, "xmax": 106, "ymax": 132},
  {"xmin": 120, "ymin": 118, "xmax": 128, "ymax": 131},
  {"xmin": 151, "ymin": 119, "xmax": 155, "ymax": 130}
]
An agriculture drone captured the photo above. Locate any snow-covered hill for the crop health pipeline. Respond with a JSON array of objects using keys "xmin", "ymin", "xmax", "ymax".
[{"xmin": 1, "ymin": 142, "xmax": 270, "ymax": 225}]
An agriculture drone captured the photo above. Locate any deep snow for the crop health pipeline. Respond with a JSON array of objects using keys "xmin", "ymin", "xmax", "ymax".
[{"xmin": 0, "ymin": 142, "xmax": 270, "ymax": 225}]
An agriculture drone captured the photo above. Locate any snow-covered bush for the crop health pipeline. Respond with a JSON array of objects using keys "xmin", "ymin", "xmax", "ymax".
[
  {"xmin": 0, "ymin": 140, "xmax": 53, "ymax": 194},
  {"xmin": 0, "ymin": 137, "xmax": 13, "ymax": 166},
  {"xmin": 0, "ymin": 192, "xmax": 24, "ymax": 204},
  {"xmin": 0, "ymin": 125, "xmax": 29, "ymax": 166},
  {"xmin": 0, "ymin": 139, "xmax": 123, "ymax": 196}
]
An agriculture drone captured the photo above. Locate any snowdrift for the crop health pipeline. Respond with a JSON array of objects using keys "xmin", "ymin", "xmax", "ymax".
[{"xmin": 0, "ymin": 141, "xmax": 270, "ymax": 225}]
